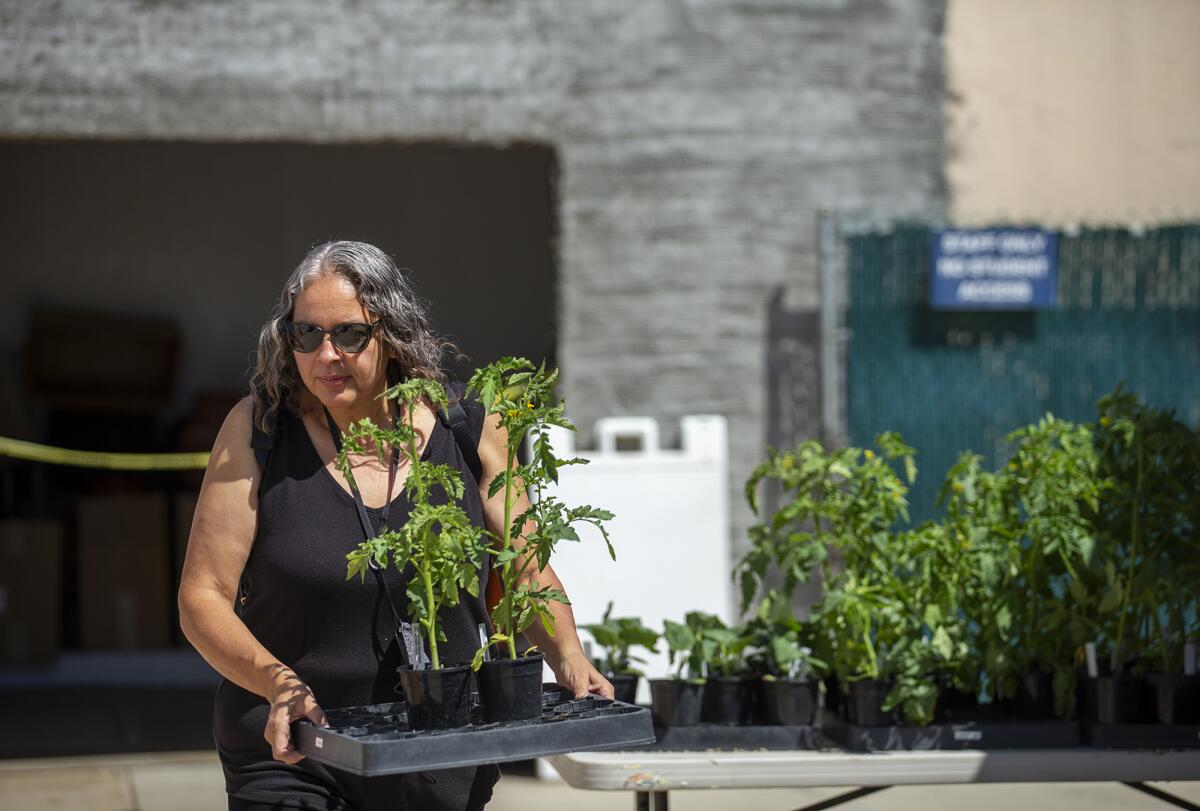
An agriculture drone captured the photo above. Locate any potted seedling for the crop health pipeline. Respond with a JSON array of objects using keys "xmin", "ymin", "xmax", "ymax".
[
  {"xmin": 814, "ymin": 572, "xmax": 898, "ymax": 726},
  {"xmin": 651, "ymin": 612, "xmax": 713, "ymax": 727},
  {"xmin": 580, "ymin": 602, "xmax": 660, "ymax": 704},
  {"xmin": 940, "ymin": 415, "xmax": 1103, "ymax": 722},
  {"xmin": 1087, "ymin": 387, "xmax": 1200, "ymax": 724},
  {"xmin": 738, "ymin": 435, "xmax": 915, "ymax": 722},
  {"xmin": 745, "ymin": 592, "xmax": 828, "ymax": 726},
  {"xmin": 744, "ymin": 433, "xmax": 957, "ymax": 726},
  {"xmin": 467, "ymin": 358, "xmax": 615, "ymax": 722},
  {"xmin": 691, "ymin": 613, "xmax": 757, "ymax": 725},
  {"xmin": 339, "ymin": 378, "xmax": 489, "ymax": 730}
]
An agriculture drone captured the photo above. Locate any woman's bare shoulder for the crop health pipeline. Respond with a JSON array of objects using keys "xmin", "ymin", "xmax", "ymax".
[{"xmin": 207, "ymin": 397, "xmax": 259, "ymax": 475}]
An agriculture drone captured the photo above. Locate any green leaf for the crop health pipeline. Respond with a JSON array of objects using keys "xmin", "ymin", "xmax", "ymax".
[{"xmin": 931, "ymin": 626, "xmax": 954, "ymax": 661}]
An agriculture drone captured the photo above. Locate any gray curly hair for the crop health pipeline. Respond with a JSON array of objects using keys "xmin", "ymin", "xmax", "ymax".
[{"xmin": 249, "ymin": 241, "xmax": 457, "ymax": 431}]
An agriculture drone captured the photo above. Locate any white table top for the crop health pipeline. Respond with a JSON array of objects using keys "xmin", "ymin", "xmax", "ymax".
[{"xmin": 547, "ymin": 749, "xmax": 1200, "ymax": 792}]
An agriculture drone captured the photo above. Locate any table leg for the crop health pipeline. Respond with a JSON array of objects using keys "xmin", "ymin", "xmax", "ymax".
[
  {"xmin": 633, "ymin": 790, "xmax": 668, "ymax": 810},
  {"xmin": 1124, "ymin": 782, "xmax": 1200, "ymax": 811},
  {"xmin": 789, "ymin": 786, "xmax": 890, "ymax": 811}
]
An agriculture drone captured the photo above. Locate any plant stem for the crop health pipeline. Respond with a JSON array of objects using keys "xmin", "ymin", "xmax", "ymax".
[
  {"xmin": 502, "ymin": 445, "xmax": 518, "ymax": 660},
  {"xmin": 405, "ymin": 398, "xmax": 437, "ymax": 668},
  {"xmin": 424, "ymin": 563, "xmax": 439, "ymax": 670},
  {"xmin": 1152, "ymin": 606, "xmax": 1168, "ymax": 674},
  {"xmin": 1114, "ymin": 439, "xmax": 1143, "ymax": 672},
  {"xmin": 864, "ymin": 628, "xmax": 879, "ymax": 680}
]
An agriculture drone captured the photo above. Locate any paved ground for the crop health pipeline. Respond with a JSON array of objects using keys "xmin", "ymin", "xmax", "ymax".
[{"xmin": 2, "ymin": 751, "xmax": 1199, "ymax": 811}]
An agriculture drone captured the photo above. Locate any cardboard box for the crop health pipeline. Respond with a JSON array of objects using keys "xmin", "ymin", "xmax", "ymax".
[
  {"xmin": 24, "ymin": 309, "xmax": 178, "ymax": 413},
  {"xmin": 0, "ymin": 520, "xmax": 63, "ymax": 665},
  {"xmin": 78, "ymin": 493, "xmax": 170, "ymax": 649}
]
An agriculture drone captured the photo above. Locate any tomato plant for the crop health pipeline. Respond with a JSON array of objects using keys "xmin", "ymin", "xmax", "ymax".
[
  {"xmin": 338, "ymin": 378, "xmax": 488, "ymax": 671},
  {"xmin": 467, "ymin": 357, "xmax": 614, "ymax": 666}
]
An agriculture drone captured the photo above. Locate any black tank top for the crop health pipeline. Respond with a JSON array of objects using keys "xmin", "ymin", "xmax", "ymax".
[{"xmin": 214, "ymin": 390, "xmax": 499, "ymax": 811}]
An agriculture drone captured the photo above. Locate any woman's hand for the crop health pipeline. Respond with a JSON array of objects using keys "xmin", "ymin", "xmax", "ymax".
[
  {"xmin": 264, "ymin": 668, "xmax": 328, "ymax": 764},
  {"xmin": 550, "ymin": 648, "xmax": 615, "ymax": 700}
]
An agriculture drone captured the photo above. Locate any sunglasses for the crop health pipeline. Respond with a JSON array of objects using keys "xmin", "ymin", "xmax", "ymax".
[{"xmin": 283, "ymin": 320, "xmax": 381, "ymax": 353}]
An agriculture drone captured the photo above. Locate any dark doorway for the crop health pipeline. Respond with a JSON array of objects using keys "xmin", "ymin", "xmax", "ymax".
[
  {"xmin": 0, "ymin": 140, "xmax": 558, "ymax": 685},
  {"xmin": 0, "ymin": 139, "xmax": 559, "ymax": 411}
]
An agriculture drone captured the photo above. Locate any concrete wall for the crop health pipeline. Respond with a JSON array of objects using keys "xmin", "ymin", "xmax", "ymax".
[
  {"xmin": 944, "ymin": 0, "xmax": 1200, "ymax": 226},
  {"xmin": 0, "ymin": 0, "xmax": 946, "ymax": 599}
]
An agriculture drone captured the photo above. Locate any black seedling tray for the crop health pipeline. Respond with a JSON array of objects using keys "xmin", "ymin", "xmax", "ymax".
[
  {"xmin": 1082, "ymin": 721, "xmax": 1200, "ymax": 749},
  {"xmin": 292, "ymin": 685, "xmax": 654, "ymax": 776},
  {"xmin": 636, "ymin": 724, "xmax": 825, "ymax": 751},
  {"xmin": 822, "ymin": 710, "xmax": 1081, "ymax": 751}
]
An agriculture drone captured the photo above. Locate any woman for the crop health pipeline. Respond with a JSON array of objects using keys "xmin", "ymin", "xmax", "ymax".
[{"xmin": 179, "ymin": 241, "xmax": 611, "ymax": 811}]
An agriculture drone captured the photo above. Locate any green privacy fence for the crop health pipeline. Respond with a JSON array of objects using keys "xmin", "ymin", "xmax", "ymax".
[{"xmin": 845, "ymin": 223, "xmax": 1200, "ymax": 523}]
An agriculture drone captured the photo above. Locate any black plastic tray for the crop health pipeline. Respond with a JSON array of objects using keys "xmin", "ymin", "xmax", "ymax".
[
  {"xmin": 635, "ymin": 724, "xmax": 825, "ymax": 751},
  {"xmin": 1082, "ymin": 721, "xmax": 1200, "ymax": 749},
  {"xmin": 292, "ymin": 685, "xmax": 654, "ymax": 776},
  {"xmin": 822, "ymin": 710, "xmax": 1081, "ymax": 751}
]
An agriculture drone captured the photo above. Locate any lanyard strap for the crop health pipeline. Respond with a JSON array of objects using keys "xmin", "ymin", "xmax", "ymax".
[
  {"xmin": 324, "ymin": 407, "xmax": 410, "ymax": 654},
  {"xmin": 323, "ymin": 407, "xmax": 400, "ymax": 538}
]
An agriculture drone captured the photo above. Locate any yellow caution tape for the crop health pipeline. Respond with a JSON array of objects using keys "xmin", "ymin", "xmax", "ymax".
[{"xmin": 0, "ymin": 436, "xmax": 210, "ymax": 470}]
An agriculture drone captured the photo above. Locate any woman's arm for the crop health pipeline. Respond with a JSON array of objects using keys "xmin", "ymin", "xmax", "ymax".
[
  {"xmin": 476, "ymin": 411, "xmax": 614, "ymax": 700},
  {"xmin": 178, "ymin": 398, "xmax": 326, "ymax": 763}
]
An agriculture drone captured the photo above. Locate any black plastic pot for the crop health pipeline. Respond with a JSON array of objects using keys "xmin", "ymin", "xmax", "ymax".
[
  {"xmin": 608, "ymin": 673, "xmax": 639, "ymax": 705},
  {"xmin": 649, "ymin": 678, "xmax": 705, "ymax": 726},
  {"xmin": 477, "ymin": 653, "xmax": 545, "ymax": 723},
  {"xmin": 1015, "ymin": 669, "xmax": 1056, "ymax": 719},
  {"xmin": 396, "ymin": 664, "xmax": 474, "ymax": 730},
  {"xmin": 701, "ymin": 677, "xmax": 759, "ymax": 725},
  {"xmin": 933, "ymin": 678, "xmax": 980, "ymax": 724},
  {"xmin": 1145, "ymin": 673, "xmax": 1200, "ymax": 725},
  {"xmin": 762, "ymin": 678, "xmax": 818, "ymax": 726},
  {"xmin": 841, "ymin": 679, "xmax": 898, "ymax": 726},
  {"xmin": 1083, "ymin": 675, "xmax": 1147, "ymax": 724},
  {"xmin": 822, "ymin": 674, "xmax": 840, "ymax": 714}
]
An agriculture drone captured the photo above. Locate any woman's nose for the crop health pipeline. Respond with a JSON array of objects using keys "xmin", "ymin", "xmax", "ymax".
[{"xmin": 316, "ymin": 334, "xmax": 342, "ymax": 363}]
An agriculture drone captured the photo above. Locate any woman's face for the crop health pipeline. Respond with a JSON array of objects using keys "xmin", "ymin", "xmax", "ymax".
[{"xmin": 290, "ymin": 273, "xmax": 389, "ymax": 418}]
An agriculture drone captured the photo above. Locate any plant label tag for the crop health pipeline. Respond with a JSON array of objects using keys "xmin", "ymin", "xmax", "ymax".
[
  {"xmin": 477, "ymin": 623, "xmax": 491, "ymax": 662},
  {"xmin": 1085, "ymin": 642, "xmax": 1099, "ymax": 678},
  {"xmin": 315, "ymin": 737, "xmax": 324, "ymax": 749},
  {"xmin": 954, "ymin": 730, "xmax": 982, "ymax": 742},
  {"xmin": 1186, "ymin": 644, "xmax": 1197, "ymax": 676}
]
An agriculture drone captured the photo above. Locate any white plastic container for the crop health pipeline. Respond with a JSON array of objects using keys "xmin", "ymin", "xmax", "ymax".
[{"xmin": 535, "ymin": 414, "xmax": 733, "ymax": 694}]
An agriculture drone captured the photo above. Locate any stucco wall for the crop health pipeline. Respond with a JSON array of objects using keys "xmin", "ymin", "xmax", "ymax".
[
  {"xmin": 945, "ymin": 0, "xmax": 1200, "ymax": 226},
  {"xmin": 0, "ymin": 0, "xmax": 946, "ymax": 596}
]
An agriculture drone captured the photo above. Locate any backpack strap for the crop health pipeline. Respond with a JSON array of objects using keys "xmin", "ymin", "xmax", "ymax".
[
  {"xmin": 439, "ymin": 394, "xmax": 483, "ymax": 485},
  {"xmin": 249, "ymin": 401, "xmax": 275, "ymax": 476},
  {"xmin": 240, "ymin": 401, "xmax": 276, "ymax": 616}
]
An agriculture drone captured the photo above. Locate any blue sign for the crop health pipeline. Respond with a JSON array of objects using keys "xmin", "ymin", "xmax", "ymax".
[{"xmin": 931, "ymin": 229, "xmax": 1058, "ymax": 310}]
